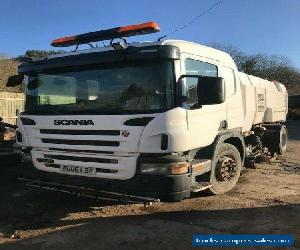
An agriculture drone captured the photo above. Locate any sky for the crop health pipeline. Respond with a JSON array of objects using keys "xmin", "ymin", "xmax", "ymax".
[{"xmin": 0, "ymin": 0, "xmax": 299, "ymax": 68}]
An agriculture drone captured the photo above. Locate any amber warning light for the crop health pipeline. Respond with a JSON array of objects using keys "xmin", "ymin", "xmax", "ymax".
[{"xmin": 51, "ymin": 22, "xmax": 160, "ymax": 47}]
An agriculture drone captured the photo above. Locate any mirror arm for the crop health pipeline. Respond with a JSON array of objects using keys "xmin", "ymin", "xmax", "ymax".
[
  {"xmin": 175, "ymin": 78, "xmax": 187, "ymax": 107},
  {"xmin": 190, "ymin": 103, "xmax": 202, "ymax": 110},
  {"xmin": 178, "ymin": 74, "xmax": 202, "ymax": 80}
]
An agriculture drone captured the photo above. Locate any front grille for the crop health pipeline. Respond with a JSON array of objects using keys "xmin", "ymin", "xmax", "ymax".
[
  {"xmin": 40, "ymin": 129, "xmax": 120, "ymax": 136},
  {"xmin": 44, "ymin": 154, "xmax": 118, "ymax": 164},
  {"xmin": 49, "ymin": 148, "xmax": 114, "ymax": 154},
  {"xmin": 45, "ymin": 163, "xmax": 60, "ymax": 168},
  {"xmin": 41, "ymin": 138, "xmax": 120, "ymax": 147},
  {"xmin": 37, "ymin": 158, "xmax": 54, "ymax": 163}
]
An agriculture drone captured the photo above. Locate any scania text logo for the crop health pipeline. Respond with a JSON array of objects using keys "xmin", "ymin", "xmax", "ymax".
[{"xmin": 54, "ymin": 120, "xmax": 95, "ymax": 126}]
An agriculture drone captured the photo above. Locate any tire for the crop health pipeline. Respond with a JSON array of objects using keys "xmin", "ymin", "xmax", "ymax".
[
  {"xmin": 208, "ymin": 143, "xmax": 242, "ymax": 194},
  {"xmin": 276, "ymin": 126, "xmax": 288, "ymax": 155},
  {"xmin": 265, "ymin": 126, "xmax": 288, "ymax": 155}
]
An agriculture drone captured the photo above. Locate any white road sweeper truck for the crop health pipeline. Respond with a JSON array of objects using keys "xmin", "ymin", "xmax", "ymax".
[{"xmin": 7, "ymin": 22, "xmax": 288, "ymax": 201}]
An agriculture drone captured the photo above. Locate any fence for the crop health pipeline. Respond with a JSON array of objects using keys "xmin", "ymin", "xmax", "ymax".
[{"xmin": 0, "ymin": 92, "xmax": 25, "ymax": 125}]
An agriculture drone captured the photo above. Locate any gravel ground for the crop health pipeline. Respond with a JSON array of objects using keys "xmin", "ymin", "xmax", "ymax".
[{"xmin": 0, "ymin": 121, "xmax": 299, "ymax": 250}]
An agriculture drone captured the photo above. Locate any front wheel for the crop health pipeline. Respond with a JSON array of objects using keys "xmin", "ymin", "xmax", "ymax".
[{"xmin": 208, "ymin": 143, "xmax": 242, "ymax": 194}]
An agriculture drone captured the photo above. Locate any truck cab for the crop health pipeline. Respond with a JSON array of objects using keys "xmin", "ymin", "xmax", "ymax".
[{"xmin": 9, "ymin": 22, "xmax": 287, "ymax": 201}]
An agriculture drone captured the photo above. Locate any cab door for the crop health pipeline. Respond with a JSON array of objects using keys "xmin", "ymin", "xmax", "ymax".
[
  {"xmin": 221, "ymin": 66, "xmax": 244, "ymax": 130},
  {"xmin": 182, "ymin": 55, "xmax": 227, "ymax": 149}
]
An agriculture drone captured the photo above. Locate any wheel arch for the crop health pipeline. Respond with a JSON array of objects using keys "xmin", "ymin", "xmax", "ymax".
[
  {"xmin": 193, "ymin": 130, "xmax": 245, "ymax": 165},
  {"xmin": 224, "ymin": 137, "xmax": 245, "ymax": 164}
]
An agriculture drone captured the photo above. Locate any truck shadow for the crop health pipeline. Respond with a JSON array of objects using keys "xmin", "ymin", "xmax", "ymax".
[{"xmin": 0, "ymin": 203, "xmax": 299, "ymax": 250}]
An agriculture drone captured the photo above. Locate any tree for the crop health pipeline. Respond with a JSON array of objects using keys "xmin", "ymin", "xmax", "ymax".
[
  {"xmin": 243, "ymin": 54, "xmax": 300, "ymax": 85},
  {"xmin": 16, "ymin": 50, "xmax": 65, "ymax": 62},
  {"xmin": 210, "ymin": 43, "xmax": 300, "ymax": 86},
  {"xmin": 210, "ymin": 43, "xmax": 247, "ymax": 71}
]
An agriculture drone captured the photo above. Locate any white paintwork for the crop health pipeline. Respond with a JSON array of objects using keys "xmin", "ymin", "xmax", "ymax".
[
  {"xmin": 19, "ymin": 39, "xmax": 288, "ymax": 180},
  {"xmin": 239, "ymin": 72, "xmax": 288, "ymax": 132},
  {"xmin": 179, "ymin": 52, "xmax": 227, "ymax": 149}
]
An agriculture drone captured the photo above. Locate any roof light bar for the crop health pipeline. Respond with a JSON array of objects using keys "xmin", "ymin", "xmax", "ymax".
[{"xmin": 51, "ymin": 21, "xmax": 160, "ymax": 47}]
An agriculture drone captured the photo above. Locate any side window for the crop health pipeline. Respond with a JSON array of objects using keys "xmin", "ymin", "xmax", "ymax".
[
  {"xmin": 222, "ymin": 67, "xmax": 235, "ymax": 97},
  {"xmin": 184, "ymin": 58, "xmax": 218, "ymax": 107}
]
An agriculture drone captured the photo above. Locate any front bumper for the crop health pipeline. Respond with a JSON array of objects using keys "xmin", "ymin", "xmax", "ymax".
[{"xmin": 20, "ymin": 154, "xmax": 192, "ymax": 201}]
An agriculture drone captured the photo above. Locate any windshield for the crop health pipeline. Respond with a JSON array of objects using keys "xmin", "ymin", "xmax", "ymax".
[{"xmin": 25, "ymin": 60, "xmax": 175, "ymax": 115}]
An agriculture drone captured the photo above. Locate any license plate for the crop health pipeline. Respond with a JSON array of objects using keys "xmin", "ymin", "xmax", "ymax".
[{"xmin": 61, "ymin": 165, "xmax": 96, "ymax": 176}]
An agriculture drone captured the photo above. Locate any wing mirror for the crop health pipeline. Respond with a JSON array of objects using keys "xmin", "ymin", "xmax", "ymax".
[
  {"xmin": 197, "ymin": 76, "xmax": 225, "ymax": 105},
  {"xmin": 6, "ymin": 74, "xmax": 24, "ymax": 87},
  {"xmin": 178, "ymin": 75, "xmax": 225, "ymax": 107}
]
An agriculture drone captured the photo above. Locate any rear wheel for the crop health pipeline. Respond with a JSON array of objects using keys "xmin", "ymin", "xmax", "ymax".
[
  {"xmin": 275, "ymin": 126, "xmax": 288, "ymax": 155},
  {"xmin": 208, "ymin": 143, "xmax": 242, "ymax": 194},
  {"xmin": 265, "ymin": 125, "xmax": 288, "ymax": 155}
]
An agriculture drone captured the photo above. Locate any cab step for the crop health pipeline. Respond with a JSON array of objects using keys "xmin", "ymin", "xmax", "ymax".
[{"xmin": 191, "ymin": 182, "xmax": 212, "ymax": 193}]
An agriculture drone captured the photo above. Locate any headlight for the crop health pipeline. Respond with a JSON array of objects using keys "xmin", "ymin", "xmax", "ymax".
[{"xmin": 139, "ymin": 162, "xmax": 189, "ymax": 175}]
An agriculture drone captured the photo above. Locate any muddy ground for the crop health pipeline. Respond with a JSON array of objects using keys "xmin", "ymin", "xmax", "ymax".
[{"xmin": 0, "ymin": 121, "xmax": 299, "ymax": 250}]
